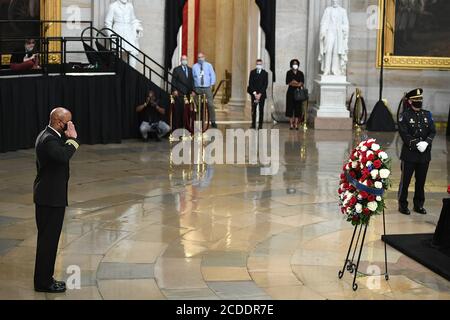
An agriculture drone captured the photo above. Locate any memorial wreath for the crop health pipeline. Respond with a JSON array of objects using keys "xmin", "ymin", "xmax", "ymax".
[{"xmin": 338, "ymin": 139, "xmax": 392, "ymax": 226}]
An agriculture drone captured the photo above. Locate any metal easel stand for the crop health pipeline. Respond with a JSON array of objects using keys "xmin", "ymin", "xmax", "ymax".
[{"xmin": 338, "ymin": 209, "xmax": 389, "ymax": 291}]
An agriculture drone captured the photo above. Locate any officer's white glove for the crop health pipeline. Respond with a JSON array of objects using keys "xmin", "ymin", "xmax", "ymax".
[{"xmin": 416, "ymin": 141, "xmax": 429, "ymax": 153}]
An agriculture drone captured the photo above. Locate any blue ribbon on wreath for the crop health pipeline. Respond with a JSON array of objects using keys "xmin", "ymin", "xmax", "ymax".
[{"xmin": 345, "ymin": 172, "xmax": 385, "ymax": 196}]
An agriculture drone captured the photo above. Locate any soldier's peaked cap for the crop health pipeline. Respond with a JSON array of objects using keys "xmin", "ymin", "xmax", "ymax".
[{"xmin": 405, "ymin": 88, "xmax": 423, "ymax": 101}]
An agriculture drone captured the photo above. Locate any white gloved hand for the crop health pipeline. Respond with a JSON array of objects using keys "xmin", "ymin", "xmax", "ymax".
[{"xmin": 416, "ymin": 141, "xmax": 429, "ymax": 153}]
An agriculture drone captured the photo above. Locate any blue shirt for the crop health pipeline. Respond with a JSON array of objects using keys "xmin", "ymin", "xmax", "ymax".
[{"xmin": 192, "ymin": 61, "xmax": 216, "ymax": 88}]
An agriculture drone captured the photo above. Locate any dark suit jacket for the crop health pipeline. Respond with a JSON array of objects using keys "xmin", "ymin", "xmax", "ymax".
[
  {"xmin": 33, "ymin": 127, "xmax": 80, "ymax": 207},
  {"xmin": 172, "ymin": 65, "xmax": 195, "ymax": 95},
  {"xmin": 247, "ymin": 69, "xmax": 269, "ymax": 100}
]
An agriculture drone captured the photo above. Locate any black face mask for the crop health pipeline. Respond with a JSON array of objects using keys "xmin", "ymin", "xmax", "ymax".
[{"xmin": 412, "ymin": 101, "xmax": 423, "ymax": 109}]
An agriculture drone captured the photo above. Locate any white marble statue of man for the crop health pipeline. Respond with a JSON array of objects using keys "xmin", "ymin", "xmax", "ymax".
[
  {"xmin": 318, "ymin": 0, "xmax": 349, "ymax": 76},
  {"xmin": 105, "ymin": 0, "xmax": 143, "ymax": 68}
]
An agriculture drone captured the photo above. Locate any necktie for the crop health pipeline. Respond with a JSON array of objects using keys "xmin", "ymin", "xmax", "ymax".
[
  {"xmin": 184, "ymin": 66, "xmax": 188, "ymax": 78},
  {"xmin": 201, "ymin": 64, "xmax": 204, "ymax": 86}
]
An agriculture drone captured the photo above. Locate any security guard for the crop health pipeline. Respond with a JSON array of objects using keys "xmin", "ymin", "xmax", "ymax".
[{"xmin": 398, "ymin": 88, "xmax": 436, "ymax": 215}]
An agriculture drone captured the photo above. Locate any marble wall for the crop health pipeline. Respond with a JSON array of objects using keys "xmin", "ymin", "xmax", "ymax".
[{"xmin": 59, "ymin": 0, "xmax": 450, "ymax": 120}]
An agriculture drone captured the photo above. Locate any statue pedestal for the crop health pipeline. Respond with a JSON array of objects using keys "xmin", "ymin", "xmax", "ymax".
[{"xmin": 311, "ymin": 75, "xmax": 352, "ymax": 130}]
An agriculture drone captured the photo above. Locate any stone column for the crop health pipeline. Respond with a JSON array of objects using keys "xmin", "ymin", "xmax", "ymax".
[
  {"xmin": 228, "ymin": 0, "xmax": 249, "ymax": 110},
  {"xmin": 214, "ymin": 0, "xmax": 234, "ymax": 104}
]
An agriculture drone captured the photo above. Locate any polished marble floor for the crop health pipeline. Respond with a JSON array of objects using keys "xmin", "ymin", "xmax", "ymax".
[{"xmin": 0, "ymin": 123, "xmax": 449, "ymax": 300}]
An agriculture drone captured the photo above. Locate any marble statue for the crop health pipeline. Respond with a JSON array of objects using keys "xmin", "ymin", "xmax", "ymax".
[
  {"xmin": 105, "ymin": 0, "xmax": 143, "ymax": 68},
  {"xmin": 318, "ymin": 0, "xmax": 349, "ymax": 76}
]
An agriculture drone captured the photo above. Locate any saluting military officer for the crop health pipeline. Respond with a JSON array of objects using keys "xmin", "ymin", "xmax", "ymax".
[{"xmin": 398, "ymin": 88, "xmax": 436, "ymax": 215}]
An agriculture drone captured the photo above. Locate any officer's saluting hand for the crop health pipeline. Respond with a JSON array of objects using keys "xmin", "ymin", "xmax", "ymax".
[{"xmin": 398, "ymin": 88, "xmax": 436, "ymax": 216}]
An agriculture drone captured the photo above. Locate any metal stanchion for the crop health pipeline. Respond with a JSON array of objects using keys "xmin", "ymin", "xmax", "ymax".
[{"xmin": 302, "ymin": 99, "xmax": 309, "ymax": 132}]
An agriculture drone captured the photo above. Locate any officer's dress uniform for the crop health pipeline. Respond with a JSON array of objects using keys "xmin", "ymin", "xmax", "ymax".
[
  {"xmin": 33, "ymin": 126, "xmax": 80, "ymax": 290},
  {"xmin": 398, "ymin": 95, "xmax": 436, "ymax": 213}
]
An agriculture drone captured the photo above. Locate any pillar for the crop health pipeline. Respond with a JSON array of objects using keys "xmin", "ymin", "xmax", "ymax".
[{"xmin": 228, "ymin": 0, "xmax": 249, "ymax": 109}]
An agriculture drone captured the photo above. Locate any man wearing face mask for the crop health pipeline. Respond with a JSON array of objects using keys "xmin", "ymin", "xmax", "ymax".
[
  {"xmin": 172, "ymin": 55, "xmax": 195, "ymax": 129},
  {"xmin": 398, "ymin": 88, "xmax": 436, "ymax": 216},
  {"xmin": 10, "ymin": 38, "xmax": 40, "ymax": 72},
  {"xmin": 247, "ymin": 59, "xmax": 269, "ymax": 130},
  {"xmin": 33, "ymin": 108, "xmax": 80, "ymax": 293},
  {"xmin": 192, "ymin": 53, "xmax": 217, "ymax": 128}
]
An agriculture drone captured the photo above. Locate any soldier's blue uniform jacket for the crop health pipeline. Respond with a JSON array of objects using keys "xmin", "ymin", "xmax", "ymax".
[{"xmin": 398, "ymin": 108, "xmax": 436, "ymax": 164}]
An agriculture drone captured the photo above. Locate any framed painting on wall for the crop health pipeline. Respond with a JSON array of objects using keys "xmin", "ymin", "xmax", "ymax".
[{"xmin": 377, "ymin": 0, "xmax": 450, "ymax": 70}]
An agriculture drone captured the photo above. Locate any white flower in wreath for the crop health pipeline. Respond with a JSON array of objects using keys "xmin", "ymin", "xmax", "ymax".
[
  {"xmin": 352, "ymin": 161, "xmax": 358, "ymax": 169},
  {"xmin": 370, "ymin": 169, "xmax": 379, "ymax": 179},
  {"xmin": 361, "ymin": 180, "xmax": 368, "ymax": 186},
  {"xmin": 366, "ymin": 150, "xmax": 374, "ymax": 157},
  {"xmin": 379, "ymin": 169, "xmax": 391, "ymax": 179},
  {"xmin": 367, "ymin": 161, "xmax": 373, "ymax": 167},
  {"xmin": 374, "ymin": 181, "xmax": 383, "ymax": 189},
  {"xmin": 371, "ymin": 144, "xmax": 381, "ymax": 152},
  {"xmin": 376, "ymin": 196, "xmax": 382, "ymax": 202},
  {"xmin": 355, "ymin": 203, "xmax": 363, "ymax": 214},
  {"xmin": 367, "ymin": 138, "xmax": 376, "ymax": 143},
  {"xmin": 367, "ymin": 201, "xmax": 378, "ymax": 212},
  {"xmin": 378, "ymin": 152, "xmax": 388, "ymax": 160},
  {"xmin": 361, "ymin": 146, "xmax": 368, "ymax": 152}
]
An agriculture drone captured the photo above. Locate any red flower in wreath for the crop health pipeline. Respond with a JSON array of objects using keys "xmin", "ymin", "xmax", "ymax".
[
  {"xmin": 448, "ymin": 185, "xmax": 450, "ymax": 194},
  {"xmin": 373, "ymin": 160, "xmax": 382, "ymax": 169},
  {"xmin": 368, "ymin": 194, "xmax": 376, "ymax": 202},
  {"xmin": 359, "ymin": 191, "xmax": 369, "ymax": 199}
]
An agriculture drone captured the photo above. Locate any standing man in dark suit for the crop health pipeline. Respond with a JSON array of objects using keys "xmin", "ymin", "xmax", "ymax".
[
  {"xmin": 33, "ymin": 107, "xmax": 80, "ymax": 293},
  {"xmin": 398, "ymin": 88, "xmax": 436, "ymax": 216},
  {"xmin": 247, "ymin": 59, "xmax": 269, "ymax": 130},
  {"xmin": 172, "ymin": 55, "xmax": 195, "ymax": 129}
]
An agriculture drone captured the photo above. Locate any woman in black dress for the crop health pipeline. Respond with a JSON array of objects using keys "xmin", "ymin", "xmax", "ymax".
[{"xmin": 285, "ymin": 59, "xmax": 305, "ymax": 130}]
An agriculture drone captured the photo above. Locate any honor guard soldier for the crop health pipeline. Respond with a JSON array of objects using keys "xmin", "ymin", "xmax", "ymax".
[{"xmin": 398, "ymin": 88, "xmax": 436, "ymax": 215}]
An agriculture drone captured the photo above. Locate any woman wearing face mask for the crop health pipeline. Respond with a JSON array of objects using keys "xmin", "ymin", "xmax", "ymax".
[{"xmin": 285, "ymin": 59, "xmax": 305, "ymax": 130}]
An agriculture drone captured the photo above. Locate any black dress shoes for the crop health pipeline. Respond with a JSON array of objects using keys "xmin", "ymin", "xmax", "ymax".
[
  {"xmin": 414, "ymin": 207, "xmax": 427, "ymax": 215},
  {"xmin": 211, "ymin": 122, "xmax": 218, "ymax": 129},
  {"xmin": 53, "ymin": 278, "xmax": 66, "ymax": 288},
  {"xmin": 399, "ymin": 207, "xmax": 411, "ymax": 215},
  {"xmin": 35, "ymin": 282, "xmax": 66, "ymax": 293}
]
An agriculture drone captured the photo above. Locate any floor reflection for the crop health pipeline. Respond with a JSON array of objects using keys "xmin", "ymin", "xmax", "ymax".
[{"xmin": 0, "ymin": 125, "xmax": 449, "ymax": 300}]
